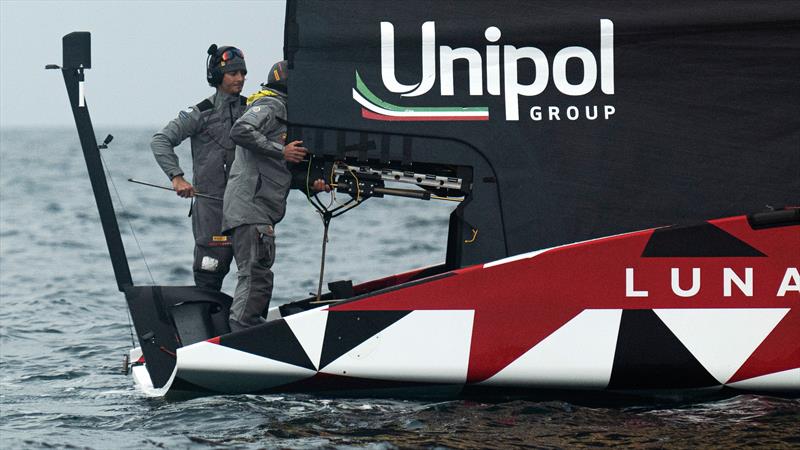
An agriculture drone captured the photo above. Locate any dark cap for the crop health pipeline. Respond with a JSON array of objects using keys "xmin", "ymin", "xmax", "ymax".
[
  {"xmin": 266, "ymin": 60, "xmax": 288, "ymax": 92},
  {"xmin": 206, "ymin": 44, "xmax": 247, "ymax": 86},
  {"xmin": 217, "ymin": 46, "xmax": 247, "ymax": 74}
]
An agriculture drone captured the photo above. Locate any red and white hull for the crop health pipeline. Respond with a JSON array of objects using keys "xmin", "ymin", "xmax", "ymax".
[{"xmin": 132, "ymin": 214, "xmax": 800, "ymax": 397}]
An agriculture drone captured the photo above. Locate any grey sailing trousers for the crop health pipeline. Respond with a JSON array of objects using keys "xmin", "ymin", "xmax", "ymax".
[
  {"xmin": 192, "ymin": 196, "xmax": 233, "ymax": 291},
  {"xmin": 229, "ymin": 223, "xmax": 275, "ymax": 328}
]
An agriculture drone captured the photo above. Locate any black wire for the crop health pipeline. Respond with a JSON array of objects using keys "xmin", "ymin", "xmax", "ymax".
[{"xmin": 98, "ymin": 151, "xmax": 143, "ymax": 349}]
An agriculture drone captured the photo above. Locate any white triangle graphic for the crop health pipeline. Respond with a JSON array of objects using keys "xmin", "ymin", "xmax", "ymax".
[
  {"xmin": 654, "ymin": 308, "xmax": 789, "ymax": 385},
  {"xmin": 480, "ymin": 309, "xmax": 622, "ymax": 389},
  {"xmin": 284, "ymin": 306, "xmax": 328, "ymax": 370},
  {"xmin": 320, "ymin": 310, "xmax": 474, "ymax": 384},
  {"xmin": 177, "ymin": 341, "xmax": 316, "ymax": 393},
  {"xmin": 726, "ymin": 368, "xmax": 800, "ymax": 392}
]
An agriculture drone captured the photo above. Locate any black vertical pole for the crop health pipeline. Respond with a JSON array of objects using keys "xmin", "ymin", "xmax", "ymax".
[{"xmin": 60, "ymin": 32, "xmax": 133, "ymax": 291}]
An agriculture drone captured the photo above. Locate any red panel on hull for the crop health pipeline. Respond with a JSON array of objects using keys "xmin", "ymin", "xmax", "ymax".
[
  {"xmin": 728, "ymin": 307, "xmax": 800, "ymax": 383},
  {"xmin": 331, "ymin": 217, "xmax": 799, "ymax": 383}
]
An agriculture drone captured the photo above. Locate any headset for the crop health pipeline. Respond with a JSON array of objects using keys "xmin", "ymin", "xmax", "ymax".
[
  {"xmin": 206, "ymin": 44, "xmax": 245, "ymax": 87},
  {"xmin": 206, "ymin": 44, "xmax": 223, "ymax": 86}
]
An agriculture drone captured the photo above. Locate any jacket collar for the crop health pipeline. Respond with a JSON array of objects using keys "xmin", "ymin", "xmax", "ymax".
[
  {"xmin": 213, "ymin": 89, "xmax": 243, "ymax": 106},
  {"xmin": 246, "ymin": 88, "xmax": 286, "ymax": 105}
]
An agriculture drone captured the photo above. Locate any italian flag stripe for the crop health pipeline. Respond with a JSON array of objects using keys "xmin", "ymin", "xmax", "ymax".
[
  {"xmin": 354, "ymin": 71, "xmax": 489, "ymax": 121},
  {"xmin": 361, "ymin": 109, "xmax": 488, "ymax": 121}
]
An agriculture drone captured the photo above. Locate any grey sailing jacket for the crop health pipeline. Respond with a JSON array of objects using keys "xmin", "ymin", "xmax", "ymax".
[
  {"xmin": 221, "ymin": 91, "xmax": 293, "ymax": 233},
  {"xmin": 151, "ymin": 90, "xmax": 247, "ymax": 197}
]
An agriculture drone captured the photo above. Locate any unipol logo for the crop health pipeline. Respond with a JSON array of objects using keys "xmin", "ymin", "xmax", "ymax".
[{"xmin": 353, "ymin": 20, "xmax": 615, "ymax": 121}]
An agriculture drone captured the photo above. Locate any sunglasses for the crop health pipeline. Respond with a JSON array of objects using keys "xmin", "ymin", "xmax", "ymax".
[{"xmin": 221, "ymin": 48, "xmax": 244, "ymax": 62}]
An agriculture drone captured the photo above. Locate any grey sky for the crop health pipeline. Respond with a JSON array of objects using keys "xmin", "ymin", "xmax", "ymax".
[{"xmin": 0, "ymin": 0, "xmax": 286, "ymax": 128}]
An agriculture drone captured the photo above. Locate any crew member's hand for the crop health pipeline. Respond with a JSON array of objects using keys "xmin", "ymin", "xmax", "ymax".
[
  {"xmin": 283, "ymin": 140, "xmax": 308, "ymax": 163},
  {"xmin": 171, "ymin": 175, "xmax": 195, "ymax": 198},
  {"xmin": 312, "ymin": 178, "xmax": 331, "ymax": 193}
]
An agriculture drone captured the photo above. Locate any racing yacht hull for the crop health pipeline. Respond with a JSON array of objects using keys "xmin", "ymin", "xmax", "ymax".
[{"xmin": 130, "ymin": 213, "xmax": 799, "ymax": 397}]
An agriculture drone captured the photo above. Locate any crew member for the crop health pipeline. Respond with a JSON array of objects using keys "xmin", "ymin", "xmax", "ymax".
[
  {"xmin": 151, "ymin": 45, "xmax": 248, "ymax": 291},
  {"xmin": 222, "ymin": 60, "xmax": 329, "ymax": 331}
]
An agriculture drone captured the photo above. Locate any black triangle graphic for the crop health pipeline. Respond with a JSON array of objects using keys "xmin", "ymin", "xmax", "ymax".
[
  {"xmin": 319, "ymin": 311, "xmax": 412, "ymax": 369},
  {"xmin": 642, "ymin": 222, "xmax": 765, "ymax": 257},
  {"xmin": 220, "ymin": 319, "xmax": 315, "ymax": 370},
  {"xmin": 608, "ymin": 310, "xmax": 719, "ymax": 389}
]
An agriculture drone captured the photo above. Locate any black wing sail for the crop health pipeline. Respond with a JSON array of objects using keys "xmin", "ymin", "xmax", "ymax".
[{"xmin": 285, "ymin": 0, "xmax": 800, "ymax": 268}]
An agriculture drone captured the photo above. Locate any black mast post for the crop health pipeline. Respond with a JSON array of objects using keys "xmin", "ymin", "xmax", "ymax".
[
  {"xmin": 53, "ymin": 32, "xmax": 235, "ymax": 391},
  {"xmin": 58, "ymin": 32, "xmax": 133, "ymax": 291}
]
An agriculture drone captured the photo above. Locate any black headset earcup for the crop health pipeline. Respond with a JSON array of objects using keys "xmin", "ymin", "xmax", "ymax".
[
  {"xmin": 206, "ymin": 44, "xmax": 221, "ymax": 86},
  {"xmin": 207, "ymin": 67, "xmax": 221, "ymax": 86},
  {"xmin": 206, "ymin": 61, "xmax": 219, "ymax": 86}
]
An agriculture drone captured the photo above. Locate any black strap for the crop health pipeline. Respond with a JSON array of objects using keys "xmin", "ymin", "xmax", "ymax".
[
  {"xmin": 381, "ymin": 135, "xmax": 390, "ymax": 163},
  {"xmin": 358, "ymin": 133, "xmax": 368, "ymax": 161},
  {"xmin": 315, "ymin": 129, "xmax": 325, "ymax": 153},
  {"xmin": 402, "ymin": 136, "xmax": 412, "ymax": 166},
  {"xmin": 337, "ymin": 131, "xmax": 346, "ymax": 157},
  {"xmin": 196, "ymin": 98, "xmax": 213, "ymax": 112}
]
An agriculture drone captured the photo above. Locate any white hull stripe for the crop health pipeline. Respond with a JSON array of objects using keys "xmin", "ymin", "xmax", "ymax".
[
  {"xmin": 480, "ymin": 310, "xmax": 622, "ymax": 388},
  {"xmin": 654, "ymin": 308, "xmax": 790, "ymax": 384}
]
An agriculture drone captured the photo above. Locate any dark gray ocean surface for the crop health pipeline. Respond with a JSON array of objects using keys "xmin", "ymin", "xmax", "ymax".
[{"xmin": 1, "ymin": 128, "xmax": 798, "ymax": 449}]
